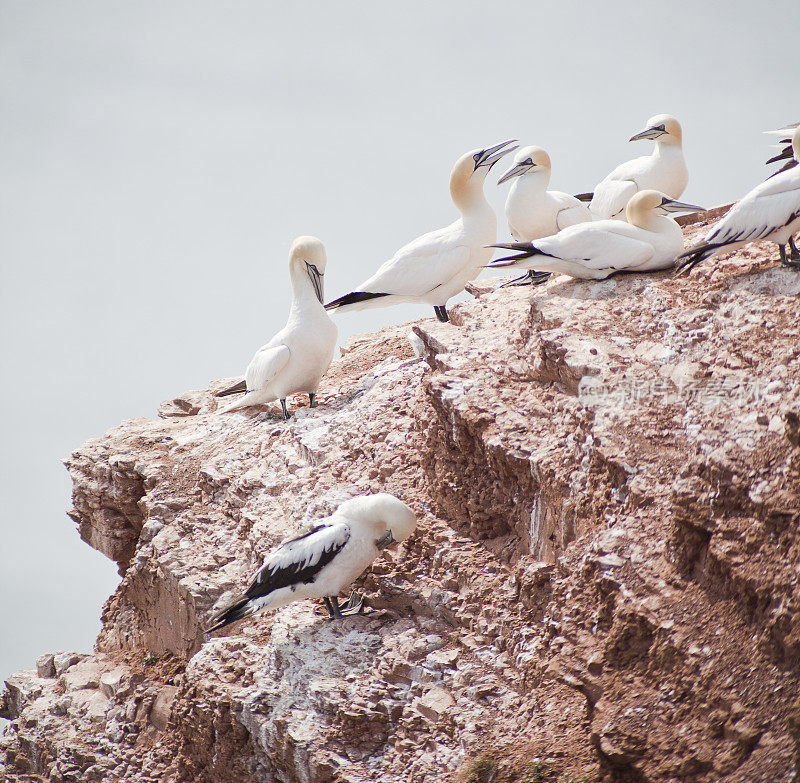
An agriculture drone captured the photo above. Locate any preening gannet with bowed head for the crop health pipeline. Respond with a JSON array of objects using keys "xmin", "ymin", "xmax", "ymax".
[
  {"xmin": 676, "ymin": 125, "xmax": 800, "ymax": 273},
  {"xmin": 588, "ymin": 115, "xmax": 689, "ymax": 220},
  {"xmin": 325, "ymin": 140, "xmax": 518, "ymax": 323},
  {"xmin": 489, "ymin": 190, "xmax": 703, "ymax": 281},
  {"xmin": 217, "ymin": 236, "xmax": 337, "ymax": 419},
  {"xmin": 497, "ymin": 145, "xmax": 593, "ymax": 286},
  {"xmin": 207, "ymin": 493, "xmax": 417, "ymax": 632}
]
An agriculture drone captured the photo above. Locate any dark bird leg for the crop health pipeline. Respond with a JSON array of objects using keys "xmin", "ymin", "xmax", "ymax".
[
  {"xmin": 500, "ymin": 270, "xmax": 552, "ymax": 288},
  {"xmin": 323, "ymin": 596, "xmax": 342, "ymax": 619},
  {"xmin": 777, "ymin": 245, "xmax": 800, "ymax": 267},
  {"xmin": 280, "ymin": 399, "xmax": 290, "ymax": 420},
  {"xmin": 309, "ymin": 393, "xmax": 316, "ymax": 408},
  {"xmin": 789, "ymin": 236, "xmax": 800, "ymax": 262},
  {"xmin": 433, "ymin": 305, "xmax": 449, "ymax": 323}
]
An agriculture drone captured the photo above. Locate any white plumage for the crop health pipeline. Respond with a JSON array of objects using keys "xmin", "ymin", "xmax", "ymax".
[
  {"xmin": 218, "ymin": 236, "xmax": 338, "ymax": 418},
  {"xmin": 497, "ymin": 145, "xmax": 593, "ymax": 286},
  {"xmin": 589, "ymin": 114, "xmax": 689, "ymax": 221},
  {"xmin": 677, "ymin": 125, "xmax": 800, "ymax": 273},
  {"xmin": 325, "ymin": 140, "xmax": 518, "ymax": 323},
  {"xmin": 207, "ymin": 493, "xmax": 417, "ymax": 631},
  {"xmin": 489, "ymin": 190, "xmax": 703, "ymax": 281}
]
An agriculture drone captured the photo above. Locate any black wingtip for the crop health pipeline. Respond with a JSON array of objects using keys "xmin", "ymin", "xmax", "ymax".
[
  {"xmin": 206, "ymin": 597, "xmax": 252, "ymax": 634},
  {"xmin": 573, "ymin": 192, "xmax": 594, "ymax": 202},
  {"xmin": 215, "ymin": 379, "xmax": 247, "ymax": 397},
  {"xmin": 766, "ymin": 146, "xmax": 794, "ymax": 165},
  {"xmin": 324, "ymin": 291, "xmax": 391, "ymax": 310}
]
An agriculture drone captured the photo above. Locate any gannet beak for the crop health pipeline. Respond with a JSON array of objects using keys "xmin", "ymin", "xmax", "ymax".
[
  {"xmin": 659, "ymin": 197, "xmax": 705, "ymax": 214},
  {"xmin": 629, "ymin": 124, "xmax": 666, "ymax": 142},
  {"xmin": 497, "ymin": 160, "xmax": 535, "ymax": 185},
  {"xmin": 305, "ymin": 262, "xmax": 324, "ymax": 304},
  {"xmin": 475, "ymin": 139, "xmax": 519, "ymax": 171}
]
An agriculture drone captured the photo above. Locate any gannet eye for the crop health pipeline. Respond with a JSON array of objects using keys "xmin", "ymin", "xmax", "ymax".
[
  {"xmin": 523, "ymin": 158, "xmax": 534, "ymax": 166},
  {"xmin": 473, "ymin": 153, "xmax": 481, "ymax": 163}
]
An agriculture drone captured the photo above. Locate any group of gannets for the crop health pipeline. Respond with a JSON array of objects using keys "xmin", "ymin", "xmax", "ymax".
[{"xmin": 207, "ymin": 117, "xmax": 800, "ymax": 633}]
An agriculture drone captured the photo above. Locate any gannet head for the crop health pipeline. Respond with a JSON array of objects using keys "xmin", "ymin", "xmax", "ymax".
[
  {"xmin": 625, "ymin": 190, "xmax": 704, "ymax": 227},
  {"xmin": 449, "ymin": 139, "xmax": 518, "ymax": 198},
  {"xmin": 496, "ymin": 146, "xmax": 552, "ymax": 185},
  {"xmin": 337, "ymin": 493, "xmax": 417, "ymax": 543},
  {"xmin": 629, "ymin": 114, "xmax": 683, "ymax": 145},
  {"xmin": 289, "ymin": 235, "xmax": 326, "ymax": 304}
]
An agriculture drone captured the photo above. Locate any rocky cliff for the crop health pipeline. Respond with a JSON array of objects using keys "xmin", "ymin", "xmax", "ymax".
[{"xmin": 2, "ymin": 212, "xmax": 800, "ymax": 783}]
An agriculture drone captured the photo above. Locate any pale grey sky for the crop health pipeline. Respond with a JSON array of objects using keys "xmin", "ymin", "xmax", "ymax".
[{"xmin": 1, "ymin": 0, "xmax": 797, "ymax": 684}]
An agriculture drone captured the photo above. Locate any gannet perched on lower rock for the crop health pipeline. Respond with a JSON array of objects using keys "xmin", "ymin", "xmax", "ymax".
[
  {"xmin": 588, "ymin": 114, "xmax": 689, "ymax": 220},
  {"xmin": 207, "ymin": 493, "xmax": 416, "ymax": 632},
  {"xmin": 676, "ymin": 125, "xmax": 800, "ymax": 273},
  {"xmin": 489, "ymin": 190, "xmax": 703, "ymax": 280},
  {"xmin": 325, "ymin": 140, "xmax": 518, "ymax": 323},
  {"xmin": 217, "ymin": 236, "xmax": 337, "ymax": 419},
  {"xmin": 497, "ymin": 145, "xmax": 592, "ymax": 286}
]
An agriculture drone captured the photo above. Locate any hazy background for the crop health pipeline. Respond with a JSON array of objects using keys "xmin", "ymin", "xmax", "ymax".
[{"xmin": 1, "ymin": 0, "xmax": 798, "ymax": 686}]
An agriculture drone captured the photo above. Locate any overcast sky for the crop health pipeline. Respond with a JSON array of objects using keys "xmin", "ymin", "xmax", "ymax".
[{"xmin": 1, "ymin": 0, "xmax": 798, "ymax": 685}]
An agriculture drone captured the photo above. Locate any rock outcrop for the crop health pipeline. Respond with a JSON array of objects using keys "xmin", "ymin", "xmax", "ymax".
[{"xmin": 2, "ymin": 212, "xmax": 800, "ymax": 782}]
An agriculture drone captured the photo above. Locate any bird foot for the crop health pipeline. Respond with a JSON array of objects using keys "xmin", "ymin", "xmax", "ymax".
[
  {"xmin": 500, "ymin": 271, "xmax": 551, "ymax": 288},
  {"xmin": 338, "ymin": 590, "xmax": 365, "ymax": 616},
  {"xmin": 779, "ymin": 258, "xmax": 800, "ymax": 269}
]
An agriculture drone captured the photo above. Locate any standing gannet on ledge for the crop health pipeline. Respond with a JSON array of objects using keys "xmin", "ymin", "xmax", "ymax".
[
  {"xmin": 207, "ymin": 493, "xmax": 417, "ymax": 632},
  {"xmin": 676, "ymin": 125, "xmax": 800, "ymax": 273},
  {"xmin": 489, "ymin": 190, "xmax": 703, "ymax": 280},
  {"xmin": 325, "ymin": 140, "xmax": 518, "ymax": 323},
  {"xmin": 217, "ymin": 236, "xmax": 338, "ymax": 419},
  {"xmin": 497, "ymin": 145, "xmax": 592, "ymax": 286},
  {"xmin": 588, "ymin": 115, "xmax": 689, "ymax": 221}
]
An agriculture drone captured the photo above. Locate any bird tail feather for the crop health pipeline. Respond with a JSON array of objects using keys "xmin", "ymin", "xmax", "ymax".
[
  {"xmin": 573, "ymin": 192, "xmax": 594, "ymax": 202},
  {"xmin": 216, "ymin": 379, "xmax": 247, "ymax": 397},
  {"xmin": 673, "ymin": 244, "xmax": 718, "ymax": 275},
  {"xmin": 324, "ymin": 291, "xmax": 391, "ymax": 312},
  {"xmin": 206, "ymin": 596, "xmax": 256, "ymax": 634},
  {"xmin": 488, "ymin": 242, "xmax": 546, "ymax": 268}
]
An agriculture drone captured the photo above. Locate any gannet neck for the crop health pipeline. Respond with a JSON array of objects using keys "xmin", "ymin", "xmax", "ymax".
[
  {"xmin": 511, "ymin": 164, "xmax": 551, "ymax": 195},
  {"xmin": 450, "ymin": 174, "xmax": 492, "ymax": 216},
  {"xmin": 289, "ymin": 261, "xmax": 324, "ymax": 310},
  {"xmin": 625, "ymin": 191, "xmax": 661, "ymax": 230}
]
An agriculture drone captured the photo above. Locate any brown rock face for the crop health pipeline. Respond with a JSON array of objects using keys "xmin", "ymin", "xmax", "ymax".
[{"xmin": 3, "ymin": 215, "xmax": 800, "ymax": 782}]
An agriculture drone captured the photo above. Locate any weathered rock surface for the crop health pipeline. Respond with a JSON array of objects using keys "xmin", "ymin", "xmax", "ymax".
[{"xmin": 2, "ymin": 213, "xmax": 800, "ymax": 782}]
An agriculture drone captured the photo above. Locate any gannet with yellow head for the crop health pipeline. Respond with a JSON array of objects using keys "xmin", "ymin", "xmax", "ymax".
[
  {"xmin": 217, "ymin": 236, "xmax": 338, "ymax": 418},
  {"xmin": 588, "ymin": 114, "xmax": 689, "ymax": 221},
  {"xmin": 489, "ymin": 190, "xmax": 703, "ymax": 280},
  {"xmin": 325, "ymin": 140, "xmax": 518, "ymax": 322},
  {"xmin": 497, "ymin": 144, "xmax": 593, "ymax": 286}
]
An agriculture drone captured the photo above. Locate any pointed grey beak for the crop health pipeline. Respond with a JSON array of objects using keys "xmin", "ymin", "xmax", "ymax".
[
  {"xmin": 475, "ymin": 139, "xmax": 519, "ymax": 171},
  {"xmin": 660, "ymin": 197, "xmax": 705, "ymax": 214},
  {"xmin": 629, "ymin": 124, "xmax": 666, "ymax": 142},
  {"xmin": 497, "ymin": 160, "xmax": 535, "ymax": 186},
  {"xmin": 306, "ymin": 262, "xmax": 324, "ymax": 304}
]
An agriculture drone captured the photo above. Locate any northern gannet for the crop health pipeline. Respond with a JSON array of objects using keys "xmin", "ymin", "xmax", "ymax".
[
  {"xmin": 676, "ymin": 125, "xmax": 800, "ymax": 273},
  {"xmin": 207, "ymin": 493, "xmax": 416, "ymax": 631},
  {"xmin": 588, "ymin": 115, "xmax": 689, "ymax": 221},
  {"xmin": 497, "ymin": 145, "xmax": 592, "ymax": 286},
  {"xmin": 489, "ymin": 190, "xmax": 703, "ymax": 280},
  {"xmin": 764, "ymin": 122, "xmax": 798, "ymax": 177},
  {"xmin": 325, "ymin": 140, "xmax": 518, "ymax": 323},
  {"xmin": 217, "ymin": 236, "xmax": 338, "ymax": 419}
]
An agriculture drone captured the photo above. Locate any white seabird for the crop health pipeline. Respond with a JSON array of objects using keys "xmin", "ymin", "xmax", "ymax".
[
  {"xmin": 764, "ymin": 121, "xmax": 799, "ymax": 177},
  {"xmin": 588, "ymin": 114, "xmax": 689, "ymax": 221},
  {"xmin": 324, "ymin": 140, "xmax": 518, "ymax": 323},
  {"xmin": 207, "ymin": 493, "xmax": 417, "ymax": 632},
  {"xmin": 489, "ymin": 190, "xmax": 703, "ymax": 281},
  {"xmin": 676, "ymin": 125, "xmax": 800, "ymax": 273},
  {"xmin": 497, "ymin": 144, "xmax": 593, "ymax": 286},
  {"xmin": 217, "ymin": 236, "xmax": 338, "ymax": 419}
]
